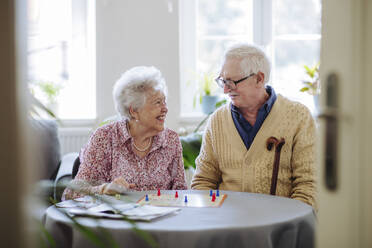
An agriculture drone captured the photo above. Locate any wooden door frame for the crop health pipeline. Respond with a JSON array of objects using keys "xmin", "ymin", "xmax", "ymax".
[
  {"xmin": 359, "ymin": 1, "xmax": 372, "ymax": 246},
  {"xmin": 317, "ymin": 0, "xmax": 372, "ymax": 247}
]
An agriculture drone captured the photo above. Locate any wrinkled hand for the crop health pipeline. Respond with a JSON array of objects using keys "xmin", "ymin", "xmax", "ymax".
[{"xmin": 102, "ymin": 177, "xmax": 135, "ymax": 195}]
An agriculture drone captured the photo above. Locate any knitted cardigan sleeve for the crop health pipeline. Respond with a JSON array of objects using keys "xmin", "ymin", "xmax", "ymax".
[
  {"xmin": 290, "ymin": 104, "xmax": 317, "ymax": 208},
  {"xmin": 191, "ymin": 116, "xmax": 222, "ymax": 189}
]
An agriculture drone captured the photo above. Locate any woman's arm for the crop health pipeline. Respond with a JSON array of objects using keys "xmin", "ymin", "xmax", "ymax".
[{"xmin": 62, "ymin": 126, "xmax": 113, "ymax": 200}]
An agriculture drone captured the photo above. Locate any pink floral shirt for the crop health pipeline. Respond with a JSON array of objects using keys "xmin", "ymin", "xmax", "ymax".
[{"xmin": 63, "ymin": 120, "xmax": 187, "ymax": 200}]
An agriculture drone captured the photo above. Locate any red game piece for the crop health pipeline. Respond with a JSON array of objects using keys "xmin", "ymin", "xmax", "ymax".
[
  {"xmin": 175, "ymin": 191, "xmax": 178, "ymax": 198},
  {"xmin": 157, "ymin": 189, "xmax": 161, "ymax": 196},
  {"xmin": 211, "ymin": 193, "xmax": 216, "ymax": 202}
]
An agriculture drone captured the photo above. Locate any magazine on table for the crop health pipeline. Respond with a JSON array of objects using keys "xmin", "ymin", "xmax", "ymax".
[{"xmin": 55, "ymin": 195, "xmax": 180, "ymax": 221}]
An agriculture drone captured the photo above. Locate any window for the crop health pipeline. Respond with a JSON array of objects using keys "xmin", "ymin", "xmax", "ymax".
[
  {"xmin": 270, "ymin": 0, "xmax": 321, "ymax": 113},
  {"xmin": 27, "ymin": 0, "xmax": 96, "ymax": 120},
  {"xmin": 180, "ymin": 0, "xmax": 321, "ymax": 116}
]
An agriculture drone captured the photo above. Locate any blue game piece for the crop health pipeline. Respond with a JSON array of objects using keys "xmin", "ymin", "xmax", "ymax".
[
  {"xmin": 145, "ymin": 194, "xmax": 149, "ymax": 201},
  {"xmin": 216, "ymin": 189, "xmax": 220, "ymax": 197},
  {"xmin": 210, "ymin": 189, "xmax": 213, "ymax": 196},
  {"xmin": 184, "ymin": 195, "xmax": 188, "ymax": 203}
]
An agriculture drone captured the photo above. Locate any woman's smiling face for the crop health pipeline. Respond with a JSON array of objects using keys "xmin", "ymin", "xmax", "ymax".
[{"xmin": 135, "ymin": 89, "xmax": 168, "ymax": 133}]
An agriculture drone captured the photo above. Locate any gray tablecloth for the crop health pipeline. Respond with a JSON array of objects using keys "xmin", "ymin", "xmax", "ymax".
[{"xmin": 44, "ymin": 190, "xmax": 315, "ymax": 248}]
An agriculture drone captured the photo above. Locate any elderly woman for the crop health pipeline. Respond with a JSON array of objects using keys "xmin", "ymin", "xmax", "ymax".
[
  {"xmin": 191, "ymin": 43, "xmax": 317, "ymax": 208},
  {"xmin": 63, "ymin": 66, "xmax": 187, "ymax": 200}
]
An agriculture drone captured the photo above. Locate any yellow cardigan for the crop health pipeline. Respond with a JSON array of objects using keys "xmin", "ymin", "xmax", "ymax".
[{"xmin": 191, "ymin": 95, "xmax": 317, "ymax": 208}]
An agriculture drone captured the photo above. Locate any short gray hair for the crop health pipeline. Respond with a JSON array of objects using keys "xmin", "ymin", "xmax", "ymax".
[
  {"xmin": 223, "ymin": 43, "xmax": 271, "ymax": 84},
  {"xmin": 113, "ymin": 66, "xmax": 168, "ymax": 119}
]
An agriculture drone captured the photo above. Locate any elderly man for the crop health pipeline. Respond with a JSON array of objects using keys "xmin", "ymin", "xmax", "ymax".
[{"xmin": 191, "ymin": 43, "xmax": 317, "ymax": 208}]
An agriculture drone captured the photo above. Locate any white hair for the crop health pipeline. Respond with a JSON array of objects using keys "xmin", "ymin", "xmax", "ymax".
[
  {"xmin": 112, "ymin": 66, "xmax": 168, "ymax": 119},
  {"xmin": 223, "ymin": 43, "xmax": 271, "ymax": 84}
]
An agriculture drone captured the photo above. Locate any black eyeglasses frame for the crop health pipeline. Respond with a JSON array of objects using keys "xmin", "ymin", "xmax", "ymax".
[{"xmin": 215, "ymin": 73, "xmax": 256, "ymax": 89}]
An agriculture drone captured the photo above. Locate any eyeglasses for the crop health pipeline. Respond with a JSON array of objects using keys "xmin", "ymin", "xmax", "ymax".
[{"xmin": 215, "ymin": 73, "xmax": 256, "ymax": 89}]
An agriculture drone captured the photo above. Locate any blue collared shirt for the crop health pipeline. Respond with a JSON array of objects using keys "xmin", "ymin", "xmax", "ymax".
[{"xmin": 231, "ymin": 85, "xmax": 277, "ymax": 150}]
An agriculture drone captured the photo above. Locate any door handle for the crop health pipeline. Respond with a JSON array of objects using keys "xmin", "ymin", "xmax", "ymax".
[{"xmin": 316, "ymin": 73, "xmax": 339, "ymax": 191}]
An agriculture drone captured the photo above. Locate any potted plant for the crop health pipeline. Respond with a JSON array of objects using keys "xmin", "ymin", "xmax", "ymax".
[
  {"xmin": 28, "ymin": 81, "xmax": 60, "ymax": 120},
  {"xmin": 30, "ymin": 81, "xmax": 63, "ymax": 116},
  {"xmin": 180, "ymin": 99, "xmax": 227, "ymax": 187},
  {"xmin": 180, "ymin": 132, "xmax": 202, "ymax": 187},
  {"xmin": 300, "ymin": 62, "xmax": 320, "ymax": 110},
  {"xmin": 193, "ymin": 72, "xmax": 220, "ymax": 115}
]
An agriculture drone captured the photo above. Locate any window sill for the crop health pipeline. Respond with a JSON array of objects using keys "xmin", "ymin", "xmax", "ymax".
[
  {"xmin": 178, "ymin": 113, "xmax": 208, "ymax": 124},
  {"xmin": 58, "ymin": 119, "xmax": 97, "ymax": 128},
  {"xmin": 177, "ymin": 113, "xmax": 210, "ymax": 134}
]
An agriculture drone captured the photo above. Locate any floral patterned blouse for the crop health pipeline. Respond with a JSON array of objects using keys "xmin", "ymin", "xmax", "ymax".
[{"xmin": 63, "ymin": 120, "xmax": 187, "ymax": 200}]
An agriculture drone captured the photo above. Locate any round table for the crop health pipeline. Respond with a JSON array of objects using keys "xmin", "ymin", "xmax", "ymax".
[{"xmin": 44, "ymin": 190, "xmax": 315, "ymax": 248}]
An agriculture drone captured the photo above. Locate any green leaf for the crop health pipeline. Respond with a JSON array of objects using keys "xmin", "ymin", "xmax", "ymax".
[
  {"xmin": 304, "ymin": 65, "xmax": 315, "ymax": 78},
  {"xmin": 203, "ymin": 74, "xmax": 212, "ymax": 95},
  {"xmin": 99, "ymin": 115, "xmax": 119, "ymax": 127},
  {"xmin": 37, "ymin": 81, "xmax": 63, "ymax": 103},
  {"xmin": 97, "ymin": 227, "xmax": 120, "ymax": 248},
  {"xmin": 56, "ymin": 207, "xmax": 114, "ymax": 248},
  {"xmin": 180, "ymin": 132, "xmax": 203, "ymax": 169},
  {"xmin": 303, "ymin": 81, "xmax": 314, "ymax": 87},
  {"xmin": 47, "ymin": 189, "xmax": 159, "ymax": 248},
  {"xmin": 215, "ymin": 99, "xmax": 227, "ymax": 108},
  {"xmin": 131, "ymin": 227, "xmax": 159, "ymax": 248},
  {"xmin": 193, "ymin": 95, "xmax": 197, "ymax": 109},
  {"xmin": 30, "ymin": 94, "xmax": 58, "ymax": 119},
  {"xmin": 300, "ymin": 87, "xmax": 310, "ymax": 92},
  {"xmin": 190, "ymin": 71, "xmax": 220, "ymax": 109},
  {"xmin": 301, "ymin": 62, "xmax": 320, "ymax": 95},
  {"xmin": 181, "ymin": 98, "xmax": 227, "ymax": 169},
  {"xmin": 39, "ymin": 222, "xmax": 57, "ymax": 248},
  {"xmin": 68, "ymin": 217, "xmax": 108, "ymax": 248},
  {"xmin": 183, "ymin": 158, "xmax": 193, "ymax": 170}
]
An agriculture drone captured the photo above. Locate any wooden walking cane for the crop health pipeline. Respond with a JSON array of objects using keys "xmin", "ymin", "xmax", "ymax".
[{"xmin": 266, "ymin": 136, "xmax": 286, "ymax": 195}]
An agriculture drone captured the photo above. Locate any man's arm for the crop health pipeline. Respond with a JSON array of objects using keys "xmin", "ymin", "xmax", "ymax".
[
  {"xmin": 290, "ymin": 107, "xmax": 317, "ymax": 209},
  {"xmin": 191, "ymin": 120, "xmax": 222, "ymax": 190}
]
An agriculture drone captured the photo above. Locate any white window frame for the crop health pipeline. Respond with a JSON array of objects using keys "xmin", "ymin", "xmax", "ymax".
[
  {"xmin": 179, "ymin": 0, "xmax": 200, "ymax": 124},
  {"xmin": 179, "ymin": 0, "xmax": 268, "ymax": 123},
  {"xmin": 28, "ymin": 0, "xmax": 96, "ymax": 126},
  {"xmin": 179, "ymin": 0, "xmax": 321, "ymax": 124},
  {"xmin": 63, "ymin": 0, "xmax": 96, "ymax": 124},
  {"xmin": 253, "ymin": 0, "xmax": 272, "ymax": 47}
]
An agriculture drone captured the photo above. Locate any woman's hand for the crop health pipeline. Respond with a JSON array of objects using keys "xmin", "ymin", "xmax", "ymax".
[{"xmin": 100, "ymin": 177, "xmax": 136, "ymax": 195}]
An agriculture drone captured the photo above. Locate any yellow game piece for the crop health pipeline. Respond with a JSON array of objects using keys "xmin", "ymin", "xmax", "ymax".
[{"xmin": 115, "ymin": 194, "xmax": 121, "ymax": 200}]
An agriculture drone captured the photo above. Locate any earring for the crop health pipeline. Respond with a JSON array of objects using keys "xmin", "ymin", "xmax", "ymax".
[{"xmin": 130, "ymin": 115, "xmax": 138, "ymax": 122}]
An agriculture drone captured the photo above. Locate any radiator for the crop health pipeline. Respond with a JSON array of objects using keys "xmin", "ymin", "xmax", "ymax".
[{"xmin": 58, "ymin": 127, "xmax": 92, "ymax": 155}]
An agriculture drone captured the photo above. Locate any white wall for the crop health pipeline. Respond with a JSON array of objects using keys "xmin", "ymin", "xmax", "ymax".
[{"xmin": 96, "ymin": 0, "xmax": 180, "ymax": 131}]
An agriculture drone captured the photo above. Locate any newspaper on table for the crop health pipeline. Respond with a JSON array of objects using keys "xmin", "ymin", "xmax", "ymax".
[{"xmin": 56, "ymin": 195, "xmax": 180, "ymax": 221}]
